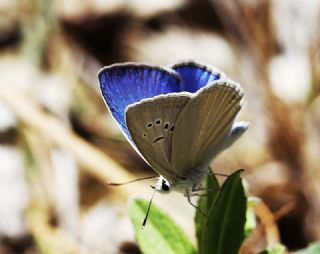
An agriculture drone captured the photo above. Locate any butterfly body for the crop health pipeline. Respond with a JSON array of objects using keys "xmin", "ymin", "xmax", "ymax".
[{"xmin": 99, "ymin": 61, "xmax": 249, "ymax": 196}]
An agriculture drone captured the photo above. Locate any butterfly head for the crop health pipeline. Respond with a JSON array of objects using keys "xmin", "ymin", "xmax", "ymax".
[{"xmin": 154, "ymin": 176, "xmax": 171, "ymax": 193}]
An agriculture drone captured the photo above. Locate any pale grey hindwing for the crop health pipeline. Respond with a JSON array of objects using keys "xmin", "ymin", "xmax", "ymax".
[
  {"xmin": 125, "ymin": 94, "xmax": 191, "ymax": 183},
  {"xmin": 171, "ymin": 79, "xmax": 245, "ymax": 177}
]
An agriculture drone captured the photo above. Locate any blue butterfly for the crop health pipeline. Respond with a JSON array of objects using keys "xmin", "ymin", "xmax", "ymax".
[{"xmin": 98, "ymin": 60, "xmax": 248, "ymax": 197}]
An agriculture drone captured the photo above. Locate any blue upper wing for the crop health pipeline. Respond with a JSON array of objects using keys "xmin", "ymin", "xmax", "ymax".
[
  {"xmin": 98, "ymin": 63, "xmax": 181, "ymax": 140},
  {"xmin": 171, "ymin": 61, "xmax": 224, "ymax": 93}
]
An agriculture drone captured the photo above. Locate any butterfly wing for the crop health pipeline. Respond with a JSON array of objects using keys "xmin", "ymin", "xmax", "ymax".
[
  {"xmin": 218, "ymin": 121, "xmax": 249, "ymax": 153},
  {"xmin": 171, "ymin": 79, "xmax": 245, "ymax": 175},
  {"xmin": 125, "ymin": 93, "xmax": 191, "ymax": 182},
  {"xmin": 171, "ymin": 61, "xmax": 226, "ymax": 93},
  {"xmin": 99, "ymin": 63, "xmax": 181, "ymax": 142}
]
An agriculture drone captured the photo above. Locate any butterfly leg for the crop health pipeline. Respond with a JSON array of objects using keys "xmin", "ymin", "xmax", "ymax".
[
  {"xmin": 187, "ymin": 172, "xmax": 219, "ymax": 196},
  {"xmin": 190, "ymin": 181, "xmax": 219, "ymax": 194},
  {"xmin": 188, "ymin": 189, "xmax": 217, "ymax": 197},
  {"xmin": 188, "ymin": 193, "xmax": 209, "ymax": 197},
  {"xmin": 191, "ymin": 186, "xmax": 218, "ymax": 192},
  {"xmin": 185, "ymin": 188, "xmax": 207, "ymax": 216},
  {"xmin": 208, "ymin": 166, "xmax": 229, "ymax": 177}
]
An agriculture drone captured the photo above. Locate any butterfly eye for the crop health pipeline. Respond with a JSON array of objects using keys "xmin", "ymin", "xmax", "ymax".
[
  {"xmin": 161, "ymin": 179, "xmax": 170, "ymax": 191},
  {"xmin": 155, "ymin": 119, "xmax": 161, "ymax": 125},
  {"xmin": 146, "ymin": 122, "xmax": 153, "ymax": 128}
]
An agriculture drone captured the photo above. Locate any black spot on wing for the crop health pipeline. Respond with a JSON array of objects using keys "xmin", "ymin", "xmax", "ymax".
[{"xmin": 153, "ymin": 136, "xmax": 164, "ymax": 143}]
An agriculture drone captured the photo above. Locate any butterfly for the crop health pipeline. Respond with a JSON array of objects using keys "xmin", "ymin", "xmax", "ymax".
[{"xmin": 98, "ymin": 60, "xmax": 248, "ymax": 199}]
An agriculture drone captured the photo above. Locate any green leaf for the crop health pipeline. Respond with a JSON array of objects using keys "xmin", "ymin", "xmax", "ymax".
[
  {"xmin": 244, "ymin": 197, "xmax": 260, "ymax": 238},
  {"xmin": 195, "ymin": 174, "xmax": 220, "ymax": 254},
  {"xmin": 259, "ymin": 245, "xmax": 286, "ymax": 254},
  {"xmin": 130, "ymin": 199, "xmax": 197, "ymax": 254},
  {"xmin": 201, "ymin": 169, "xmax": 247, "ymax": 254},
  {"xmin": 244, "ymin": 205, "xmax": 256, "ymax": 237},
  {"xmin": 296, "ymin": 242, "xmax": 320, "ymax": 254}
]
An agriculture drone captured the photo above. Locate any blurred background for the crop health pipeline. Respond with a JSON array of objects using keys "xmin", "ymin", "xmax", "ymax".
[{"xmin": 0, "ymin": 0, "xmax": 319, "ymax": 253}]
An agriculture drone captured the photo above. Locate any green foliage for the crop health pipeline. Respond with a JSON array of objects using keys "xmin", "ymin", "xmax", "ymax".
[
  {"xmin": 197, "ymin": 170, "xmax": 247, "ymax": 254},
  {"xmin": 130, "ymin": 199, "xmax": 196, "ymax": 254},
  {"xmin": 244, "ymin": 198, "xmax": 259, "ymax": 237},
  {"xmin": 296, "ymin": 242, "xmax": 320, "ymax": 254},
  {"xmin": 130, "ymin": 170, "xmax": 247, "ymax": 254},
  {"xmin": 259, "ymin": 245, "xmax": 286, "ymax": 254},
  {"xmin": 195, "ymin": 174, "xmax": 220, "ymax": 254}
]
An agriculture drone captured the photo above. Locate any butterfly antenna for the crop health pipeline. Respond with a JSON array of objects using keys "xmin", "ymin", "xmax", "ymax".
[
  {"xmin": 142, "ymin": 187, "xmax": 156, "ymax": 229},
  {"xmin": 108, "ymin": 175, "xmax": 158, "ymax": 186},
  {"xmin": 208, "ymin": 166, "xmax": 229, "ymax": 177},
  {"xmin": 212, "ymin": 172, "xmax": 229, "ymax": 177}
]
